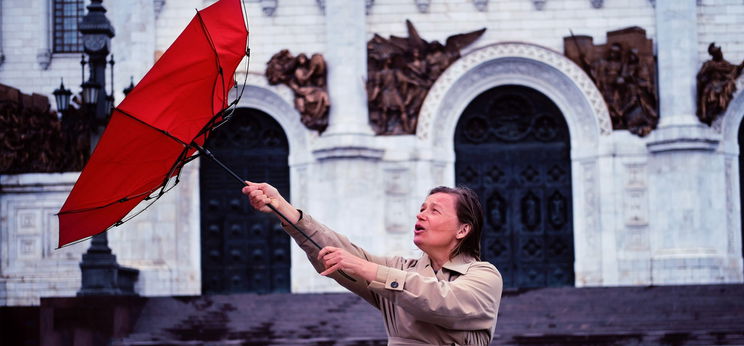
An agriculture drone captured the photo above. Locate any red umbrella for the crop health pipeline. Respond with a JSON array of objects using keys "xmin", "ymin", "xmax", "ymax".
[{"xmin": 57, "ymin": 0, "xmax": 248, "ymax": 247}]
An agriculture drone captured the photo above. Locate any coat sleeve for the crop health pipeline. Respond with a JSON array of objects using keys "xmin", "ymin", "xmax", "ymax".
[
  {"xmin": 281, "ymin": 211, "xmax": 404, "ymax": 308},
  {"xmin": 367, "ymin": 261, "xmax": 503, "ymax": 330}
]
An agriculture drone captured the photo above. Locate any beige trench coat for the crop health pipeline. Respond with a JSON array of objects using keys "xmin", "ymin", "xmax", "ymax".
[{"xmin": 282, "ymin": 212, "xmax": 503, "ymax": 346}]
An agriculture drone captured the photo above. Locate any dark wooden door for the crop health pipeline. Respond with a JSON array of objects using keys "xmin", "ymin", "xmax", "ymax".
[
  {"xmin": 455, "ymin": 85, "xmax": 574, "ymax": 289},
  {"xmin": 200, "ymin": 108, "xmax": 291, "ymax": 294}
]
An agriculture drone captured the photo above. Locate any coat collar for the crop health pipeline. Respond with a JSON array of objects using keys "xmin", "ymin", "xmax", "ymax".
[
  {"xmin": 442, "ymin": 253, "xmax": 476, "ymax": 274},
  {"xmin": 420, "ymin": 253, "xmax": 475, "ymax": 275}
]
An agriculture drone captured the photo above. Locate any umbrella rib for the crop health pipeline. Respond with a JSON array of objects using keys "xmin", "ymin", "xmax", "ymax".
[
  {"xmin": 57, "ymin": 189, "xmax": 155, "ymax": 215},
  {"xmin": 195, "ymin": 10, "xmax": 226, "ymax": 119}
]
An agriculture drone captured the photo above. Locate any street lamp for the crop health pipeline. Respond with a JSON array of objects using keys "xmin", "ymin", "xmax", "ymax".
[
  {"xmin": 53, "ymin": 79, "xmax": 72, "ymax": 114},
  {"xmin": 80, "ymin": 79, "xmax": 100, "ymax": 106},
  {"xmin": 74, "ymin": 0, "xmax": 139, "ymax": 297}
]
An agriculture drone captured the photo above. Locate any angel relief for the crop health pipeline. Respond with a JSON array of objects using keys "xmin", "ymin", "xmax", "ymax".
[
  {"xmin": 266, "ymin": 50, "xmax": 329, "ymax": 133},
  {"xmin": 367, "ymin": 20, "xmax": 485, "ymax": 135}
]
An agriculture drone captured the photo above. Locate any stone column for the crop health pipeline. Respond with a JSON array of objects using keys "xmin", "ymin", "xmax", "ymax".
[
  {"xmin": 292, "ymin": 0, "xmax": 385, "ymax": 293},
  {"xmin": 322, "ymin": 0, "xmax": 373, "ymax": 136},
  {"xmin": 646, "ymin": 0, "xmax": 737, "ymax": 284}
]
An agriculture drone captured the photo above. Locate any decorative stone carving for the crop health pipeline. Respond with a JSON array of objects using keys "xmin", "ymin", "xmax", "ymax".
[
  {"xmin": 623, "ymin": 163, "xmax": 648, "ymax": 226},
  {"xmin": 725, "ymin": 157, "xmax": 735, "ymax": 255},
  {"xmin": 266, "ymin": 50, "xmax": 329, "ymax": 133},
  {"xmin": 36, "ymin": 49, "xmax": 52, "ymax": 70},
  {"xmin": 417, "ymin": 42, "xmax": 613, "ymax": 145},
  {"xmin": 581, "ymin": 161, "xmax": 602, "ymax": 284},
  {"xmin": 649, "ymin": 0, "xmax": 703, "ymax": 7},
  {"xmin": 590, "ymin": 0, "xmax": 603, "ymax": 9},
  {"xmin": 533, "ymin": 0, "xmax": 547, "ymax": 10},
  {"xmin": 695, "ymin": 43, "xmax": 744, "ymax": 126},
  {"xmin": 473, "ymin": 0, "xmax": 488, "ymax": 11},
  {"xmin": 384, "ymin": 167, "xmax": 409, "ymax": 233},
  {"xmin": 153, "ymin": 0, "xmax": 165, "ymax": 19},
  {"xmin": 367, "ymin": 20, "xmax": 485, "ymax": 135},
  {"xmin": 415, "ymin": 0, "xmax": 431, "ymax": 13},
  {"xmin": 564, "ymin": 27, "xmax": 658, "ymax": 137},
  {"xmin": 0, "ymin": 84, "xmax": 88, "ymax": 174},
  {"xmin": 316, "ymin": 0, "xmax": 374, "ymax": 14},
  {"xmin": 260, "ymin": 0, "xmax": 277, "ymax": 16}
]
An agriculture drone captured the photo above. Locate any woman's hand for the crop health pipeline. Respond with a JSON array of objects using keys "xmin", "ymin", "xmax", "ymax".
[
  {"xmin": 241, "ymin": 181, "xmax": 281, "ymax": 212},
  {"xmin": 318, "ymin": 246, "xmax": 378, "ymax": 282},
  {"xmin": 241, "ymin": 181, "xmax": 300, "ymax": 223}
]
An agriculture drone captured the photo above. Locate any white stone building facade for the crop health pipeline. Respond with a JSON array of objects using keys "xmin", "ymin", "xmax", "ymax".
[{"xmin": 1, "ymin": 0, "xmax": 743, "ymax": 305}]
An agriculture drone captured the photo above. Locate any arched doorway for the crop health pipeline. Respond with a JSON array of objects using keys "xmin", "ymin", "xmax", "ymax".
[
  {"xmin": 200, "ymin": 108, "xmax": 291, "ymax": 294},
  {"xmin": 455, "ymin": 85, "xmax": 574, "ymax": 289}
]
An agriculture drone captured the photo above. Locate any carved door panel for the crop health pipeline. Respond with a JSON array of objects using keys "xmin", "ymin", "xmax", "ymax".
[
  {"xmin": 200, "ymin": 108, "xmax": 290, "ymax": 294},
  {"xmin": 455, "ymin": 85, "xmax": 574, "ymax": 289}
]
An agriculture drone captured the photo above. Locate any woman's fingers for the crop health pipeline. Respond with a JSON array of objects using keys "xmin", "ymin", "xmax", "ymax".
[{"xmin": 320, "ymin": 262, "xmax": 342, "ymax": 276}]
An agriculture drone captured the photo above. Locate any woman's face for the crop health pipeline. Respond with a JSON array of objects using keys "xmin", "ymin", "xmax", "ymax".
[{"xmin": 414, "ymin": 192, "xmax": 463, "ymax": 254}]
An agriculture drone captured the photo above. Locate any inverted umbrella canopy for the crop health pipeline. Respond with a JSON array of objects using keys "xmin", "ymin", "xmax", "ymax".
[{"xmin": 57, "ymin": 0, "xmax": 249, "ymax": 247}]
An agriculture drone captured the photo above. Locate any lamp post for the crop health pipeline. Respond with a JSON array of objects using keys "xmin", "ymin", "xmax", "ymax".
[{"xmin": 75, "ymin": 0, "xmax": 139, "ymax": 296}]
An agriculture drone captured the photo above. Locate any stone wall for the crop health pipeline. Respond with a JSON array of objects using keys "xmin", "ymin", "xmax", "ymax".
[
  {"xmin": 1, "ymin": 0, "xmax": 744, "ymax": 303},
  {"xmin": 0, "ymin": 165, "xmax": 201, "ymax": 306}
]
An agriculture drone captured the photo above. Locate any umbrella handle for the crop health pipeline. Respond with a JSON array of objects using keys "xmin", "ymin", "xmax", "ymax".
[{"xmin": 193, "ymin": 143, "xmax": 357, "ymax": 283}]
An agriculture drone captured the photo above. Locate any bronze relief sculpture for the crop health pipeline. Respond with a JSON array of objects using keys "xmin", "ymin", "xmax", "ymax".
[
  {"xmin": 564, "ymin": 27, "xmax": 658, "ymax": 136},
  {"xmin": 266, "ymin": 50, "xmax": 330, "ymax": 133},
  {"xmin": 696, "ymin": 43, "xmax": 744, "ymax": 125},
  {"xmin": 0, "ymin": 84, "xmax": 88, "ymax": 173},
  {"xmin": 367, "ymin": 20, "xmax": 485, "ymax": 135}
]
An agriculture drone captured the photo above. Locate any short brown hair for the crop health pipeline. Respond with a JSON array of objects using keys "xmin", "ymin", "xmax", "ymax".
[{"xmin": 428, "ymin": 186, "xmax": 483, "ymax": 260}]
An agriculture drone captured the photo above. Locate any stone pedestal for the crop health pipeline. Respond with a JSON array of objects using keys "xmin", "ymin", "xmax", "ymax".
[{"xmin": 78, "ymin": 234, "xmax": 138, "ymax": 296}]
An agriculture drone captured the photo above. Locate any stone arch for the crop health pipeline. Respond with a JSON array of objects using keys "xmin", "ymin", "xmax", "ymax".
[
  {"xmin": 233, "ymin": 73, "xmax": 314, "ymax": 165},
  {"xmin": 415, "ymin": 42, "xmax": 612, "ymax": 286},
  {"xmin": 719, "ymin": 76, "xmax": 744, "ymax": 154},
  {"xmin": 416, "ymin": 42, "xmax": 611, "ymax": 158}
]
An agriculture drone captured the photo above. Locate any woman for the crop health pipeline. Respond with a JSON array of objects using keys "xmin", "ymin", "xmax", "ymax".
[{"xmin": 242, "ymin": 182, "xmax": 502, "ymax": 345}]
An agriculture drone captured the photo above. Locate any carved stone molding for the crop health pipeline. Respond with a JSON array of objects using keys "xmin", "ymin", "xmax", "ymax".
[
  {"xmin": 260, "ymin": 0, "xmax": 277, "ymax": 16},
  {"xmin": 384, "ymin": 166, "xmax": 410, "ymax": 233},
  {"xmin": 623, "ymin": 163, "xmax": 648, "ymax": 226},
  {"xmin": 724, "ymin": 157, "xmax": 736, "ymax": 255},
  {"xmin": 718, "ymin": 75, "xmax": 744, "ymax": 151},
  {"xmin": 317, "ymin": 0, "xmax": 374, "ymax": 14},
  {"xmin": 533, "ymin": 0, "xmax": 547, "ymax": 10},
  {"xmin": 153, "ymin": 0, "xmax": 165, "ymax": 19},
  {"xmin": 580, "ymin": 160, "xmax": 602, "ymax": 285},
  {"xmin": 36, "ymin": 49, "xmax": 52, "ymax": 70},
  {"xmin": 415, "ymin": 0, "xmax": 431, "ymax": 13},
  {"xmin": 649, "ymin": 0, "xmax": 703, "ymax": 7},
  {"xmin": 473, "ymin": 0, "xmax": 488, "ymax": 11},
  {"xmin": 417, "ymin": 42, "xmax": 611, "ymax": 148}
]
